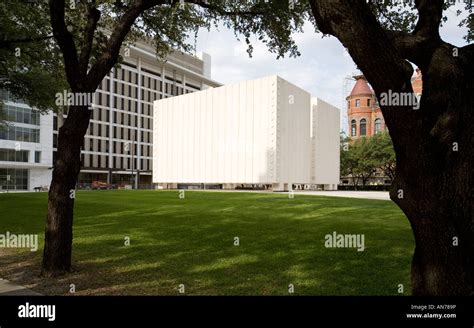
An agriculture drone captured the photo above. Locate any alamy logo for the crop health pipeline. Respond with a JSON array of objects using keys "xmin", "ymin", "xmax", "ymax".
[
  {"xmin": 55, "ymin": 90, "xmax": 96, "ymax": 107},
  {"xmin": 379, "ymin": 90, "xmax": 421, "ymax": 110},
  {"xmin": 18, "ymin": 303, "xmax": 56, "ymax": 322},
  {"xmin": 0, "ymin": 231, "xmax": 38, "ymax": 252},
  {"xmin": 324, "ymin": 231, "xmax": 365, "ymax": 252}
]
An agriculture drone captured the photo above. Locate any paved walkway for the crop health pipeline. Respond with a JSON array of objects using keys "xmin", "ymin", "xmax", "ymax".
[
  {"xmin": 0, "ymin": 278, "xmax": 41, "ymax": 296},
  {"xmin": 198, "ymin": 189, "xmax": 391, "ymax": 200},
  {"xmin": 294, "ymin": 190, "xmax": 391, "ymax": 201}
]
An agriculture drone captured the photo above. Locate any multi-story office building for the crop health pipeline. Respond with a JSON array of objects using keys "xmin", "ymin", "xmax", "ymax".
[
  {"xmin": 53, "ymin": 41, "xmax": 221, "ymax": 188},
  {"xmin": 0, "ymin": 90, "xmax": 54, "ymax": 191},
  {"xmin": 1, "ymin": 41, "xmax": 219, "ymax": 191}
]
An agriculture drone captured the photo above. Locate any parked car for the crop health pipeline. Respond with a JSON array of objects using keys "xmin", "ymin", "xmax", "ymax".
[{"xmin": 91, "ymin": 181, "xmax": 111, "ymax": 190}]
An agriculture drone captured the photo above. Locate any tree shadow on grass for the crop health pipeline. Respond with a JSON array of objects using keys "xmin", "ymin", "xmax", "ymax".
[{"xmin": 0, "ymin": 192, "xmax": 414, "ymax": 295}]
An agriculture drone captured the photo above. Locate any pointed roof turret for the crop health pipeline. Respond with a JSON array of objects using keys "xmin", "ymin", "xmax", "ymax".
[{"xmin": 349, "ymin": 75, "xmax": 374, "ymax": 97}]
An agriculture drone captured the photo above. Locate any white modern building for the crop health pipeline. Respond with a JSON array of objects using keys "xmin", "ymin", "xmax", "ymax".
[
  {"xmin": 153, "ymin": 75, "xmax": 340, "ymax": 191},
  {"xmin": 0, "ymin": 90, "xmax": 54, "ymax": 191},
  {"xmin": 310, "ymin": 97, "xmax": 340, "ymax": 189}
]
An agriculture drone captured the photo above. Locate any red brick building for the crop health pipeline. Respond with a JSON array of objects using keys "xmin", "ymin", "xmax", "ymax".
[{"xmin": 347, "ymin": 69, "xmax": 423, "ymax": 138}]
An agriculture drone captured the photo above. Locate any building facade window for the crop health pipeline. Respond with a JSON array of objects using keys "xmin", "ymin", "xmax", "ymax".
[
  {"xmin": 0, "ymin": 126, "xmax": 40, "ymax": 143},
  {"xmin": 34, "ymin": 151, "xmax": 41, "ymax": 163},
  {"xmin": 55, "ymin": 49, "xmax": 214, "ymax": 187},
  {"xmin": 0, "ymin": 168, "xmax": 28, "ymax": 190},
  {"xmin": 374, "ymin": 118, "xmax": 382, "ymax": 134},
  {"xmin": 0, "ymin": 148, "xmax": 29, "ymax": 162},
  {"xmin": 4, "ymin": 105, "xmax": 40, "ymax": 125},
  {"xmin": 355, "ymin": 99, "xmax": 360, "ymax": 107},
  {"xmin": 360, "ymin": 118, "xmax": 367, "ymax": 136},
  {"xmin": 351, "ymin": 120, "xmax": 357, "ymax": 136}
]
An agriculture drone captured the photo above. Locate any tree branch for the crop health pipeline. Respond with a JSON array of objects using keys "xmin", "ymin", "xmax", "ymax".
[
  {"xmin": 85, "ymin": 0, "xmax": 268, "ymax": 89},
  {"xmin": 86, "ymin": 0, "xmax": 166, "ymax": 90},
  {"xmin": 185, "ymin": 0, "xmax": 266, "ymax": 16},
  {"xmin": 78, "ymin": 5, "xmax": 101, "ymax": 75},
  {"xmin": 309, "ymin": 0, "xmax": 418, "ymax": 149},
  {"xmin": 49, "ymin": 0, "xmax": 81, "ymax": 90},
  {"xmin": 385, "ymin": 30, "xmax": 437, "ymax": 68},
  {"xmin": 0, "ymin": 35, "xmax": 54, "ymax": 48},
  {"xmin": 414, "ymin": 0, "xmax": 444, "ymax": 40}
]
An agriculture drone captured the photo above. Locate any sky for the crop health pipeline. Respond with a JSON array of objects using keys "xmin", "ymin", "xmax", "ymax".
[{"xmin": 192, "ymin": 4, "xmax": 471, "ymax": 132}]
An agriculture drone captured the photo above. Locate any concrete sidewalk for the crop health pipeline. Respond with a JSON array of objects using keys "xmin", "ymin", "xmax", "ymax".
[
  {"xmin": 193, "ymin": 189, "xmax": 391, "ymax": 200},
  {"xmin": 0, "ymin": 278, "xmax": 41, "ymax": 296},
  {"xmin": 294, "ymin": 190, "xmax": 391, "ymax": 201}
]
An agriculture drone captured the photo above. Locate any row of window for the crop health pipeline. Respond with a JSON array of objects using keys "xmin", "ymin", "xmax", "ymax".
[
  {"xmin": 98, "ymin": 70, "xmax": 198, "ymax": 97},
  {"xmin": 79, "ymin": 153, "xmax": 151, "ymax": 171},
  {"xmin": 351, "ymin": 98, "xmax": 379, "ymax": 109},
  {"xmin": 53, "ymin": 130, "xmax": 152, "ymax": 151},
  {"xmin": 95, "ymin": 92, "xmax": 159, "ymax": 112},
  {"xmin": 0, "ymin": 148, "xmax": 28, "ymax": 162},
  {"xmin": 0, "ymin": 149, "xmax": 41, "ymax": 163},
  {"xmin": 54, "ymin": 114, "xmax": 153, "ymax": 153},
  {"xmin": 54, "ymin": 122, "xmax": 152, "ymax": 143},
  {"xmin": 81, "ymin": 138, "xmax": 152, "ymax": 157},
  {"xmin": 111, "ymin": 127, "xmax": 151, "ymax": 143},
  {"xmin": 0, "ymin": 89, "xmax": 25, "ymax": 105},
  {"xmin": 0, "ymin": 168, "xmax": 28, "ymax": 190},
  {"xmin": 112, "ymin": 65, "xmax": 200, "ymax": 91},
  {"xmin": 110, "ymin": 111, "xmax": 153, "ymax": 128},
  {"xmin": 0, "ymin": 126, "xmax": 40, "ymax": 143},
  {"xmin": 94, "ymin": 95, "xmax": 157, "ymax": 116},
  {"xmin": 4, "ymin": 105, "xmax": 40, "ymax": 126},
  {"xmin": 354, "ymin": 99, "xmax": 371, "ymax": 108},
  {"xmin": 53, "ymin": 128, "xmax": 152, "ymax": 149},
  {"xmin": 351, "ymin": 118, "xmax": 383, "ymax": 137}
]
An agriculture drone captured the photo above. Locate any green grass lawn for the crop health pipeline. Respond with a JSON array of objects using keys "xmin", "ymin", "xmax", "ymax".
[{"xmin": 0, "ymin": 190, "xmax": 414, "ymax": 295}]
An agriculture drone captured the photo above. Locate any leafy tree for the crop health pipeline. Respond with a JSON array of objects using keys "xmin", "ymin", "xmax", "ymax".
[
  {"xmin": 310, "ymin": 0, "xmax": 473, "ymax": 295},
  {"xmin": 340, "ymin": 135, "xmax": 380, "ymax": 190},
  {"xmin": 29, "ymin": 0, "xmax": 309, "ymax": 277},
  {"xmin": 7, "ymin": 0, "xmax": 473, "ymax": 295},
  {"xmin": 353, "ymin": 137, "xmax": 379, "ymax": 189},
  {"xmin": 370, "ymin": 132, "xmax": 396, "ymax": 182},
  {"xmin": 339, "ymin": 133, "xmax": 353, "ymax": 179},
  {"xmin": 0, "ymin": 1, "xmax": 66, "ymax": 113}
]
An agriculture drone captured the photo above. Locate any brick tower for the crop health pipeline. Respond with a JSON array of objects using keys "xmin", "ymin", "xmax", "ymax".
[
  {"xmin": 346, "ymin": 69, "xmax": 423, "ymax": 139},
  {"xmin": 346, "ymin": 75, "xmax": 385, "ymax": 139}
]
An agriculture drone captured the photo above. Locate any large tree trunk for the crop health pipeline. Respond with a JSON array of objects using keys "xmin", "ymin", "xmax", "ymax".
[
  {"xmin": 309, "ymin": 0, "xmax": 474, "ymax": 295},
  {"xmin": 393, "ymin": 157, "xmax": 473, "ymax": 295},
  {"xmin": 44, "ymin": 0, "xmax": 141, "ymax": 276},
  {"xmin": 407, "ymin": 207, "xmax": 473, "ymax": 295},
  {"xmin": 390, "ymin": 60, "xmax": 474, "ymax": 295},
  {"xmin": 41, "ymin": 105, "xmax": 91, "ymax": 277}
]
